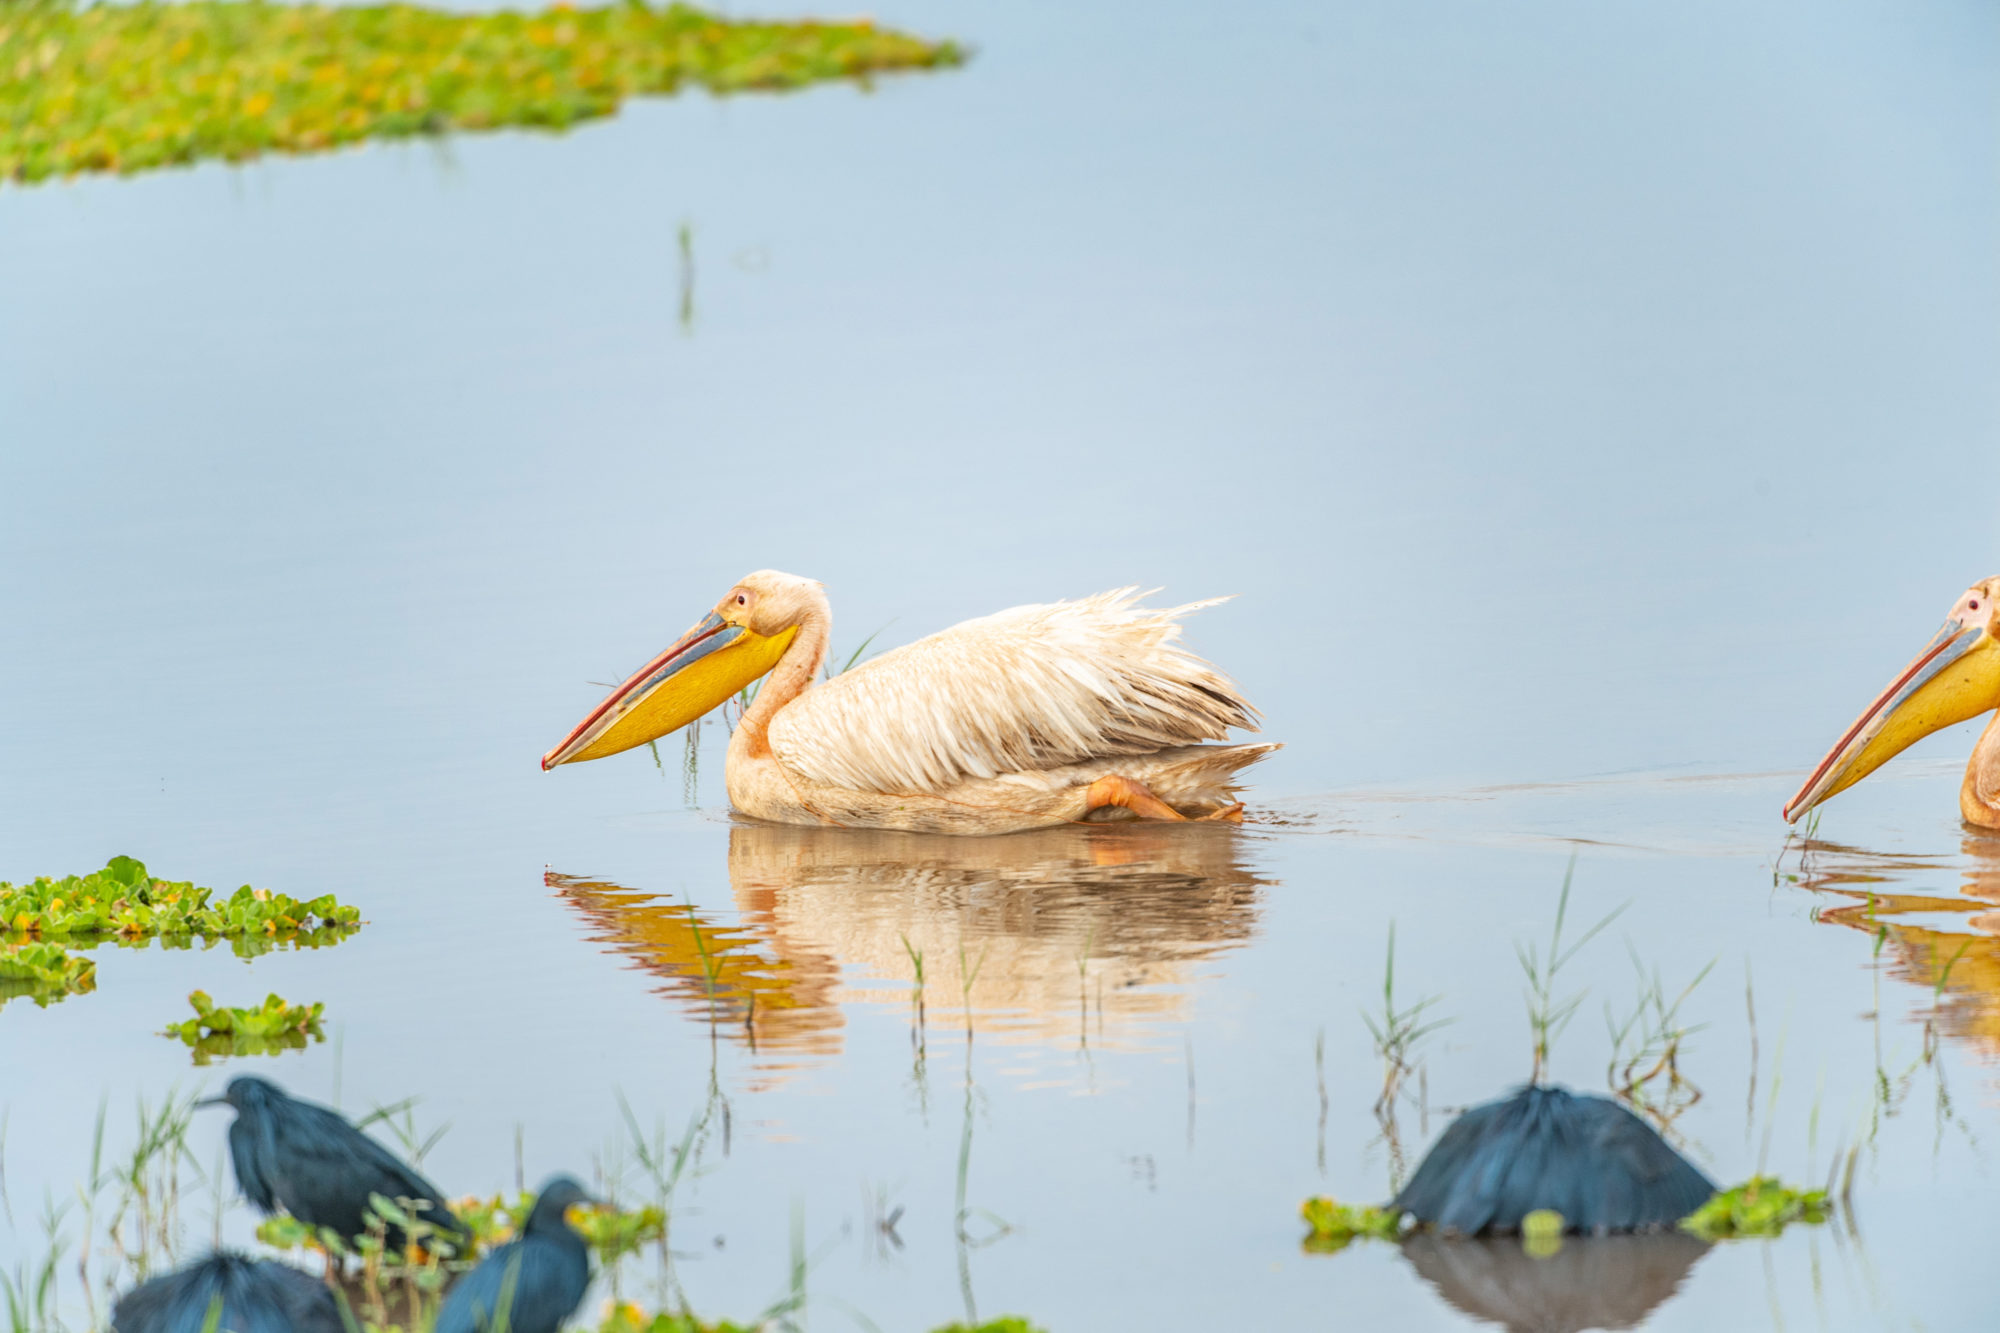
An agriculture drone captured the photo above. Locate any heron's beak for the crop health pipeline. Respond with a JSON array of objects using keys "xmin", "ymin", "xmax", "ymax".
[
  {"xmin": 193, "ymin": 1097, "xmax": 226, "ymax": 1109},
  {"xmin": 542, "ymin": 612, "xmax": 797, "ymax": 770},
  {"xmin": 1784, "ymin": 618, "xmax": 2000, "ymax": 822}
]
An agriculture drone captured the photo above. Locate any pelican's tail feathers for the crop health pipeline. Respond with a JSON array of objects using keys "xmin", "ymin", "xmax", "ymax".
[{"xmin": 1131, "ymin": 742, "xmax": 1283, "ymax": 814}]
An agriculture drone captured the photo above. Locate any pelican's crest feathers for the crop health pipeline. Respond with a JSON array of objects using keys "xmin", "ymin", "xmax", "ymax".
[{"xmin": 767, "ymin": 588, "xmax": 1257, "ymax": 795}]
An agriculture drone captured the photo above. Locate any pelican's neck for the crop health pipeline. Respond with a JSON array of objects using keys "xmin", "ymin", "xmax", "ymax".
[
  {"xmin": 1961, "ymin": 712, "xmax": 2000, "ymax": 829},
  {"xmin": 735, "ymin": 596, "xmax": 831, "ymax": 759}
]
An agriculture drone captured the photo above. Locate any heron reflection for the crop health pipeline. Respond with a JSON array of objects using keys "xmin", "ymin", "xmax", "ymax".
[
  {"xmin": 551, "ymin": 821, "xmax": 1269, "ymax": 1073},
  {"xmin": 1400, "ymin": 1232, "xmax": 1709, "ymax": 1333}
]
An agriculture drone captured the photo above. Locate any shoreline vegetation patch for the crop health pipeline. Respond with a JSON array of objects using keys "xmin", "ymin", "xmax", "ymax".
[
  {"xmin": 25, "ymin": 1088, "xmax": 1027, "ymax": 1333},
  {"xmin": 0, "ymin": 0, "xmax": 966, "ymax": 184},
  {"xmin": 0, "ymin": 855, "xmax": 361, "ymax": 1008}
]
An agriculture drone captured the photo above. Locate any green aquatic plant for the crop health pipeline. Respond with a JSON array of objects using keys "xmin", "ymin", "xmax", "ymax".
[
  {"xmin": 1518, "ymin": 856, "xmax": 1625, "ymax": 1082},
  {"xmin": 1299, "ymin": 1195, "xmax": 1401, "ymax": 1253},
  {"xmin": 1361, "ymin": 921, "xmax": 1447, "ymax": 1191},
  {"xmin": 928, "ymin": 1320, "xmax": 1048, "ymax": 1333},
  {"xmin": 0, "ymin": 941, "xmax": 95, "ymax": 1007},
  {"xmin": 0, "ymin": 1198, "xmax": 68, "ymax": 1333},
  {"xmin": 0, "ymin": 856, "xmax": 359, "ymax": 955},
  {"xmin": 1604, "ymin": 949, "xmax": 1714, "ymax": 1129},
  {"xmin": 161, "ymin": 990, "xmax": 325, "ymax": 1064},
  {"xmin": 0, "ymin": 0, "xmax": 965, "ymax": 185},
  {"xmin": 1679, "ymin": 1176, "xmax": 1830, "ymax": 1239},
  {"xmin": 1362, "ymin": 921, "xmax": 1449, "ymax": 1114}
]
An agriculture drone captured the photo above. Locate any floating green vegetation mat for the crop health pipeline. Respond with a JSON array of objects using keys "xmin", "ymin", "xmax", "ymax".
[
  {"xmin": 0, "ymin": 856, "xmax": 359, "ymax": 1008},
  {"xmin": 162, "ymin": 989, "xmax": 325, "ymax": 1064},
  {"xmin": 1300, "ymin": 1195, "xmax": 1402, "ymax": 1253},
  {"xmin": 928, "ymin": 1320, "xmax": 1050, "ymax": 1333},
  {"xmin": 2, "ymin": 854, "xmax": 359, "ymax": 950},
  {"xmin": 0, "ymin": 0, "xmax": 965, "ymax": 184},
  {"xmin": 0, "ymin": 940, "xmax": 96, "ymax": 1007},
  {"xmin": 1680, "ymin": 1176, "xmax": 1830, "ymax": 1239}
]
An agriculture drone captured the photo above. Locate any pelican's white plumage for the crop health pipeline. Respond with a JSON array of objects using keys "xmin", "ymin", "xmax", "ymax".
[{"xmin": 769, "ymin": 589, "xmax": 1257, "ymax": 795}]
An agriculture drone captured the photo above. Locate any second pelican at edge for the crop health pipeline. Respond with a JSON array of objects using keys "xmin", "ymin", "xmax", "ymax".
[
  {"xmin": 541, "ymin": 570, "xmax": 1280, "ymax": 834},
  {"xmin": 1788, "ymin": 576, "xmax": 2000, "ymax": 829}
]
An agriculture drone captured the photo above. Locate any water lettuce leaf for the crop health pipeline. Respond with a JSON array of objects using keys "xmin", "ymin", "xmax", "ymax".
[{"xmin": 1679, "ymin": 1176, "xmax": 1830, "ymax": 1239}]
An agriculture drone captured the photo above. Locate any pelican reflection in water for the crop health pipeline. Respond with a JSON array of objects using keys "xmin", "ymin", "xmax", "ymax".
[
  {"xmin": 1793, "ymin": 829, "xmax": 2000, "ymax": 1064},
  {"xmin": 551, "ymin": 822, "xmax": 1268, "ymax": 1071},
  {"xmin": 543, "ymin": 571, "xmax": 1278, "ymax": 833}
]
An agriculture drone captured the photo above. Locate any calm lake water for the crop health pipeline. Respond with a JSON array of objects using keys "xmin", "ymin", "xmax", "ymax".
[{"xmin": 3, "ymin": 0, "xmax": 1998, "ymax": 1328}]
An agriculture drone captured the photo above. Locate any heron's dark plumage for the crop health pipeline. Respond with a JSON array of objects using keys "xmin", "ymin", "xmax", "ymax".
[
  {"xmin": 210, "ymin": 1075, "xmax": 470, "ymax": 1253},
  {"xmin": 1392, "ymin": 1084, "xmax": 1716, "ymax": 1235},
  {"xmin": 110, "ymin": 1251, "xmax": 342, "ymax": 1333},
  {"xmin": 433, "ymin": 1176, "xmax": 594, "ymax": 1333}
]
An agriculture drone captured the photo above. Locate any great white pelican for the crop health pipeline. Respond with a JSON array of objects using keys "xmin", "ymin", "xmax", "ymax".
[
  {"xmin": 541, "ymin": 570, "xmax": 1280, "ymax": 834},
  {"xmin": 1786, "ymin": 576, "xmax": 2000, "ymax": 829}
]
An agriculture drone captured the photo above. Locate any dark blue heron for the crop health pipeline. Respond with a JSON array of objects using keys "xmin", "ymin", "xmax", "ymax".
[
  {"xmin": 198, "ymin": 1075, "xmax": 470, "ymax": 1256},
  {"xmin": 110, "ymin": 1252, "xmax": 342, "ymax": 1333},
  {"xmin": 433, "ymin": 1176, "xmax": 596, "ymax": 1333},
  {"xmin": 1392, "ymin": 1084, "xmax": 1716, "ymax": 1235}
]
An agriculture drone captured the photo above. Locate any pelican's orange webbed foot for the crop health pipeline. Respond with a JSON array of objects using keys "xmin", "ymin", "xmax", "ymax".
[
  {"xmin": 1084, "ymin": 775, "xmax": 1188, "ymax": 821},
  {"xmin": 1201, "ymin": 802, "xmax": 1245, "ymax": 823}
]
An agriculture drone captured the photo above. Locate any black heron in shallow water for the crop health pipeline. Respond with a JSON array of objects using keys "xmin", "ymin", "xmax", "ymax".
[
  {"xmin": 198, "ymin": 1075, "xmax": 471, "ymax": 1255},
  {"xmin": 110, "ymin": 1251, "xmax": 342, "ymax": 1333},
  {"xmin": 1392, "ymin": 1084, "xmax": 1715, "ymax": 1235},
  {"xmin": 433, "ymin": 1176, "xmax": 596, "ymax": 1333}
]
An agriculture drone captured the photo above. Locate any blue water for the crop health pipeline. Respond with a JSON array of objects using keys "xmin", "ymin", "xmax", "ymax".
[{"xmin": 2, "ymin": 0, "xmax": 1997, "ymax": 1328}]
